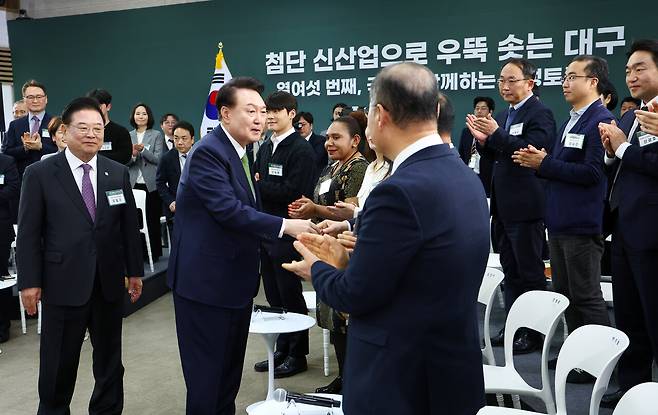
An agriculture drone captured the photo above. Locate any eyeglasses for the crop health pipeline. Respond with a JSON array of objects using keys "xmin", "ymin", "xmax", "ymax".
[
  {"xmin": 71, "ymin": 124, "xmax": 103, "ymax": 136},
  {"xmin": 24, "ymin": 94, "xmax": 46, "ymax": 101},
  {"xmin": 497, "ymin": 78, "xmax": 531, "ymax": 85},
  {"xmin": 561, "ymin": 74, "xmax": 595, "ymax": 83}
]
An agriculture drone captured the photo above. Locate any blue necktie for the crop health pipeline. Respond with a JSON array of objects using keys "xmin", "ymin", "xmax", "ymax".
[{"xmin": 504, "ymin": 107, "xmax": 517, "ymax": 131}]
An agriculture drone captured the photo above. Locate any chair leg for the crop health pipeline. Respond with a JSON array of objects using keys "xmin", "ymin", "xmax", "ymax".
[
  {"xmin": 495, "ymin": 393, "xmax": 505, "ymax": 407},
  {"xmin": 512, "ymin": 394, "xmax": 521, "ymax": 409},
  {"xmin": 497, "ymin": 286, "xmax": 505, "ymax": 309},
  {"xmin": 18, "ymin": 292, "xmax": 26, "ymax": 335},
  {"xmin": 323, "ymin": 328, "xmax": 330, "ymax": 377},
  {"xmin": 143, "ymin": 230, "xmax": 154, "ymax": 273},
  {"xmin": 562, "ymin": 315, "xmax": 568, "ymax": 341},
  {"xmin": 37, "ymin": 301, "xmax": 42, "ymax": 335}
]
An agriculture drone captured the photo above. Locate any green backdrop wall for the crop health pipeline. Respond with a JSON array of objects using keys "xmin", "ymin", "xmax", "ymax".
[{"xmin": 8, "ymin": 0, "xmax": 658, "ymax": 143}]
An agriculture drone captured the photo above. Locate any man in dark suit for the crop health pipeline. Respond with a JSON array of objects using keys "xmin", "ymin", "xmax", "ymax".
[
  {"xmin": 2, "ymin": 80, "xmax": 57, "ymax": 176},
  {"xmin": 87, "ymin": 89, "xmax": 133, "ymax": 165},
  {"xmin": 0, "ymin": 154, "xmax": 19, "ymax": 343},
  {"xmin": 459, "ymin": 96, "xmax": 496, "ymax": 196},
  {"xmin": 252, "ymin": 92, "xmax": 316, "ymax": 378},
  {"xmin": 598, "ymin": 39, "xmax": 658, "ymax": 408},
  {"xmin": 17, "ymin": 97, "xmax": 144, "ymax": 414},
  {"xmin": 156, "ymin": 120, "xmax": 194, "ymax": 235},
  {"xmin": 513, "ymin": 55, "xmax": 615, "ymax": 383},
  {"xmin": 167, "ymin": 77, "xmax": 318, "ymax": 415},
  {"xmin": 294, "ymin": 111, "xmax": 328, "ymax": 182},
  {"xmin": 467, "ymin": 58, "xmax": 556, "ymax": 353},
  {"xmin": 285, "ymin": 62, "xmax": 489, "ymax": 415}
]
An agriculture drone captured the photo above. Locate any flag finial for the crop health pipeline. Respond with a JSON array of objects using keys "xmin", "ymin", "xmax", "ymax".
[{"xmin": 218, "ymin": 42, "xmax": 223, "ymax": 51}]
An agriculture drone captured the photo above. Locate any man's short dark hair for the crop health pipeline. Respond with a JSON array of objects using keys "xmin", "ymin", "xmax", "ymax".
[
  {"xmin": 294, "ymin": 111, "xmax": 314, "ymax": 125},
  {"xmin": 160, "ymin": 113, "xmax": 179, "ymax": 124},
  {"xmin": 61, "ymin": 97, "xmax": 104, "ymax": 124},
  {"xmin": 598, "ymin": 78, "xmax": 619, "ymax": 110},
  {"xmin": 437, "ymin": 92, "xmax": 455, "ymax": 135},
  {"xmin": 627, "ymin": 39, "xmax": 658, "ymax": 68},
  {"xmin": 332, "ymin": 102, "xmax": 348, "ymax": 112},
  {"xmin": 129, "ymin": 102, "xmax": 155, "ymax": 129},
  {"xmin": 572, "ymin": 55, "xmax": 610, "ymax": 85},
  {"xmin": 215, "ymin": 77, "xmax": 265, "ymax": 111},
  {"xmin": 473, "ymin": 96, "xmax": 495, "ymax": 112},
  {"xmin": 621, "ymin": 96, "xmax": 642, "ymax": 106},
  {"xmin": 173, "ymin": 121, "xmax": 195, "ymax": 138},
  {"xmin": 370, "ymin": 62, "xmax": 439, "ymax": 128},
  {"xmin": 503, "ymin": 58, "xmax": 537, "ymax": 80},
  {"xmin": 86, "ymin": 89, "xmax": 112, "ymax": 105},
  {"xmin": 22, "ymin": 79, "xmax": 47, "ymax": 96},
  {"xmin": 265, "ymin": 91, "xmax": 297, "ymax": 112}
]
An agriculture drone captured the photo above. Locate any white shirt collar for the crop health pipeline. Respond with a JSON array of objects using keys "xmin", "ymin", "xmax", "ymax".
[
  {"xmin": 271, "ymin": 127, "xmax": 296, "ymax": 145},
  {"xmin": 65, "ymin": 147, "xmax": 97, "ymax": 172},
  {"xmin": 220, "ymin": 123, "xmax": 246, "ymax": 159},
  {"xmin": 303, "ymin": 131, "xmax": 313, "ymax": 141},
  {"xmin": 511, "ymin": 93, "xmax": 534, "ymax": 111},
  {"xmin": 391, "ymin": 133, "xmax": 442, "ymax": 174},
  {"xmin": 28, "ymin": 111, "xmax": 45, "ymax": 122},
  {"xmin": 571, "ymin": 98, "xmax": 599, "ymax": 117}
]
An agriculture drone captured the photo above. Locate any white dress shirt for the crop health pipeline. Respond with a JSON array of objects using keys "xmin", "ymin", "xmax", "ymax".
[
  {"xmin": 28, "ymin": 110, "xmax": 46, "ymax": 135},
  {"xmin": 270, "ymin": 127, "xmax": 296, "ymax": 155},
  {"xmin": 511, "ymin": 93, "xmax": 534, "ymax": 111},
  {"xmin": 391, "ymin": 133, "xmax": 443, "ymax": 175},
  {"xmin": 561, "ymin": 98, "xmax": 599, "ymax": 142},
  {"xmin": 65, "ymin": 147, "xmax": 97, "ymax": 203},
  {"xmin": 604, "ymin": 96, "xmax": 656, "ymax": 165},
  {"xmin": 165, "ymin": 135, "xmax": 175, "ymax": 151},
  {"xmin": 179, "ymin": 151, "xmax": 188, "ymax": 170}
]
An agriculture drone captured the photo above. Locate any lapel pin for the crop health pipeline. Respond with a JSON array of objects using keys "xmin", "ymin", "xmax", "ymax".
[{"xmin": 104, "ymin": 171, "xmax": 109, "ymax": 176}]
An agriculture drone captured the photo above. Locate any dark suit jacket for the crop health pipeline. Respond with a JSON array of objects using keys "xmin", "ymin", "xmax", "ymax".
[
  {"xmin": 16, "ymin": 151, "xmax": 143, "ymax": 306},
  {"xmin": 100, "ymin": 120, "xmax": 133, "ymax": 165},
  {"xmin": 307, "ymin": 132, "xmax": 328, "ymax": 182},
  {"xmin": 2, "ymin": 113, "xmax": 57, "ymax": 175},
  {"xmin": 156, "ymin": 148, "xmax": 182, "ymax": 219},
  {"xmin": 538, "ymin": 100, "xmax": 614, "ymax": 235},
  {"xmin": 0, "ymin": 155, "xmax": 19, "ymax": 243},
  {"xmin": 458, "ymin": 127, "xmax": 494, "ymax": 196},
  {"xmin": 312, "ymin": 144, "xmax": 489, "ymax": 414},
  {"xmin": 487, "ymin": 96, "xmax": 556, "ymax": 222},
  {"xmin": 609, "ymin": 110, "xmax": 658, "ymax": 250},
  {"xmin": 167, "ymin": 126, "xmax": 283, "ymax": 308}
]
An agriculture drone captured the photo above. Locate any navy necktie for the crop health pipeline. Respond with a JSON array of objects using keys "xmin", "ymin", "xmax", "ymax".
[{"xmin": 504, "ymin": 107, "xmax": 517, "ymax": 131}]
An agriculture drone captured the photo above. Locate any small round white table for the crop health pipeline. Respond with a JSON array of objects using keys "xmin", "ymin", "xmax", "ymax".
[
  {"xmin": 248, "ymin": 393, "xmax": 343, "ymax": 415},
  {"xmin": 0, "ymin": 276, "xmax": 17, "ymax": 355},
  {"xmin": 247, "ymin": 311, "xmax": 316, "ymax": 412}
]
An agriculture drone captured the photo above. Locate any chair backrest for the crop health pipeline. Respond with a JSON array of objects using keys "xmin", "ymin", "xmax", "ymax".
[
  {"xmin": 478, "ymin": 268, "xmax": 504, "ymax": 365},
  {"xmin": 553, "ymin": 325, "xmax": 629, "ymax": 415},
  {"xmin": 613, "ymin": 382, "xmax": 658, "ymax": 415},
  {"xmin": 131, "ymin": 189, "xmax": 149, "ymax": 234}
]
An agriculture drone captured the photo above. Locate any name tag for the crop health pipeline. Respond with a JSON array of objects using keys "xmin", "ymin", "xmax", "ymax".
[
  {"xmin": 637, "ymin": 131, "xmax": 658, "ymax": 147},
  {"xmin": 509, "ymin": 123, "xmax": 524, "ymax": 136},
  {"xmin": 0, "ymin": 175, "xmax": 4, "ymax": 185},
  {"xmin": 101, "ymin": 142, "xmax": 112, "ymax": 151},
  {"xmin": 564, "ymin": 133, "xmax": 585, "ymax": 149},
  {"xmin": 41, "ymin": 129, "xmax": 50, "ymax": 138},
  {"xmin": 268, "ymin": 163, "xmax": 283, "ymax": 177},
  {"xmin": 319, "ymin": 179, "xmax": 332, "ymax": 195},
  {"xmin": 106, "ymin": 190, "xmax": 126, "ymax": 206},
  {"xmin": 468, "ymin": 152, "xmax": 481, "ymax": 173}
]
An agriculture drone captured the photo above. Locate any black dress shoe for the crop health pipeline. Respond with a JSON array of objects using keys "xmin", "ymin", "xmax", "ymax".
[
  {"xmin": 513, "ymin": 331, "xmax": 541, "ymax": 354},
  {"xmin": 491, "ymin": 328, "xmax": 505, "ymax": 347},
  {"xmin": 254, "ymin": 351, "xmax": 286, "ymax": 372},
  {"xmin": 0, "ymin": 332, "xmax": 9, "ymax": 344},
  {"xmin": 566, "ymin": 368, "xmax": 595, "ymax": 384},
  {"xmin": 600, "ymin": 389, "xmax": 626, "ymax": 409},
  {"xmin": 273, "ymin": 356, "xmax": 308, "ymax": 379},
  {"xmin": 316, "ymin": 376, "xmax": 342, "ymax": 394}
]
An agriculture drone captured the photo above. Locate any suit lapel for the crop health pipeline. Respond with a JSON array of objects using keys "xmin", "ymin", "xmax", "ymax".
[
  {"xmin": 95, "ymin": 157, "xmax": 111, "ymax": 229},
  {"xmin": 215, "ymin": 130, "xmax": 256, "ymax": 207},
  {"xmin": 53, "ymin": 152, "xmax": 94, "ymax": 226}
]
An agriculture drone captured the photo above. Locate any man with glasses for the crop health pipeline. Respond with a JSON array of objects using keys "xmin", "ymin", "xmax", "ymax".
[
  {"xmin": 512, "ymin": 56, "xmax": 614, "ymax": 383},
  {"xmin": 294, "ymin": 111, "xmax": 327, "ymax": 184},
  {"xmin": 2, "ymin": 80, "xmax": 56, "ymax": 176},
  {"xmin": 467, "ymin": 58, "xmax": 556, "ymax": 353},
  {"xmin": 459, "ymin": 96, "xmax": 496, "ymax": 196}
]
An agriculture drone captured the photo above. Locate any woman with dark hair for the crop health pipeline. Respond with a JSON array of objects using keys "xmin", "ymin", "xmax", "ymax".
[
  {"xmin": 40, "ymin": 117, "xmax": 66, "ymax": 160},
  {"xmin": 127, "ymin": 103, "xmax": 165, "ymax": 261},
  {"xmin": 288, "ymin": 115, "xmax": 368, "ymax": 394}
]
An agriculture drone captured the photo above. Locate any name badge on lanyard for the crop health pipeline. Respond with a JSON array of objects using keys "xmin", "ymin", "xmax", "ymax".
[
  {"xmin": 101, "ymin": 142, "xmax": 112, "ymax": 151},
  {"xmin": 106, "ymin": 190, "xmax": 126, "ymax": 206},
  {"xmin": 319, "ymin": 179, "xmax": 332, "ymax": 195},
  {"xmin": 268, "ymin": 163, "xmax": 283, "ymax": 176}
]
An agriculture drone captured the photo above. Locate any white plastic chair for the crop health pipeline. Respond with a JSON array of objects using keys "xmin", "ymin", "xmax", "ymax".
[
  {"xmin": 479, "ymin": 267, "xmax": 505, "ymax": 366},
  {"xmin": 303, "ymin": 291, "xmax": 330, "ymax": 377},
  {"xmin": 132, "ymin": 189, "xmax": 154, "ymax": 272},
  {"xmin": 477, "ymin": 324, "xmax": 629, "ymax": 415},
  {"xmin": 18, "ymin": 289, "xmax": 42, "ymax": 335},
  {"xmin": 601, "ymin": 281, "xmax": 613, "ymax": 304},
  {"xmin": 10, "ymin": 224, "xmax": 17, "ymax": 267},
  {"xmin": 613, "ymin": 382, "xmax": 658, "ymax": 415},
  {"xmin": 483, "ymin": 291, "xmax": 569, "ymax": 414}
]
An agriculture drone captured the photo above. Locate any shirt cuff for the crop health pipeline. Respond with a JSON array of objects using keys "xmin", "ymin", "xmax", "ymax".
[
  {"xmin": 604, "ymin": 153, "xmax": 616, "ymax": 165},
  {"xmin": 278, "ymin": 219, "xmax": 286, "ymax": 238},
  {"xmin": 615, "ymin": 142, "xmax": 631, "ymax": 159},
  {"xmin": 353, "ymin": 206, "xmax": 361, "ymax": 219},
  {"xmin": 344, "ymin": 220, "xmax": 351, "ymax": 232}
]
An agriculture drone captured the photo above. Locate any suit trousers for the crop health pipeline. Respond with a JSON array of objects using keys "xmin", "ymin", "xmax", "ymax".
[
  {"xmin": 0, "ymin": 235, "xmax": 12, "ymax": 338},
  {"xmin": 495, "ymin": 219, "xmax": 547, "ymax": 313},
  {"xmin": 38, "ymin": 277, "xmax": 124, "ymax": 415},
  {"xmin": 173, "ymin": 293, "xmax": 252, "ymax": 415},
  {"xmin": 611, "ymin": 224, "xmax": 658, "ymax": 391},
  {"xmin": 260, "ymin": 239, "xmax": 309, "ymax": 357},
  {"xmin": 549, "ymin": 234, "xmax": 609, "ymax": 332}
]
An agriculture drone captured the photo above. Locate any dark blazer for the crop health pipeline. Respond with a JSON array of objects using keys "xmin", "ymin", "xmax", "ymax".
[
  {"xmin": 609, "ymin": 110, "xmax": 658, "ymax": 250},
  {"xmin": 538, "ymin": 100, "xmax": 614, "ymax": 235},
  {"xmin": 307, "ymin": 132, "xmax": 328, "ymax": 181},
  {"xmin": 156, "ymin": 148, "xmax": 182, "ymax": 219},
  {"xmin": 487, "ymin": 96, "xmax": 556, "ymax": 222},
  {"xmin": 16, "ymin": 151, "xmax": 143, "ymax": 306},
  {"xmin": 100, "ymin": 120, "xmax": 133, "ymax": 165},
  {"xmin": 2, "ymin": 113, "xmax": 57, "ymax": 175},
  {"xmin": 312, "ymin": 144, "xmax": 489, "ymax": 414},
  {"xmin": 253, "ymin": 131, "xmax": 316, "ymax": 220},
  {"xmin": 167, "ymin": 126, "xmax": 283, "ymax": 308},
  {"xmin": 458, "ymin": 127, "xmax": 495, "ymax": 196},
  {"xmin": 0, "ymin": 155, "xmax": 19, "ymax": 243}
]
